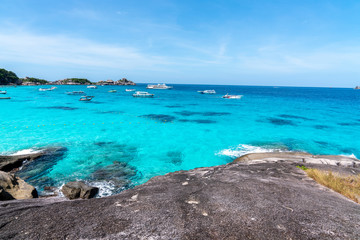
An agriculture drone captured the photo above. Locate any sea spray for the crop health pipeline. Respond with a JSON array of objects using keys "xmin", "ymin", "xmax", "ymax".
[{"xmin": 217, "ymin": 144, "xmax": 287, "ymax": 159}]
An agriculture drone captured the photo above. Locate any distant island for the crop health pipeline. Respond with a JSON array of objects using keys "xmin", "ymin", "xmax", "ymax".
[
  {"xmin": 0, "ymin": 68, "xmax": 136, "ymax": 86},
  {"xmin": 355, "ymin": 86, "xmax": 360, "ymax": 89}
]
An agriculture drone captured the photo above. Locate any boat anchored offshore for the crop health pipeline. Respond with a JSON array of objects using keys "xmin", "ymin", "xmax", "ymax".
[
  {"xmin": 66, "ymin": 91, "xmax": 85, "ymax": 95},
  {"xmin": 108, "ymin": 90, "xmax": 117, "ymax": 93},
  {"xmin": 146, "ymin": 83, "xmax": 173, "ymax": 89},
  {"xmin": 79, "ymin": 96, "xmax": 94, "ymax": 101},
  {"xmin": 39, "ymin": 87, "xmax": 56, "ymax": 91},
  {"xmin": 87, "ymin": 85, "xmax": 97, "ymax": 89},
  {"xmin": 133, "ymin": 91, "xmax": 154, "ymax": 98},
  {"xmin": 0, "ymin": 97, "xmax": 11, "ymax": 100},
  {"xmin": 0, "ymin": 90, "xmax": 6, "ymax": 94},
  {"xmin": 198, "ymin": 90, "xmax": 216, "ymax": 94},
  {"xmin": 222, "ymin": 94, "xmax": 243, "ymax": 99},
  {"xmin": 125, "ymin": 89, "xmax": 136, "ymax": 92}
]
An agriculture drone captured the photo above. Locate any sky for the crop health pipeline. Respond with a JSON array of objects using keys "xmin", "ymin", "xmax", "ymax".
[{"xmin": 1, "ymin": 0, "xmax": 360, "ymax": 87}]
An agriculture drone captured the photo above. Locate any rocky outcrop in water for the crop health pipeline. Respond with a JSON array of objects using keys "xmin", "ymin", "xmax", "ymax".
[
  {"xmin": 0, "ymin": 147, "xmax": 66, "ymax": 173},
  {"xmin": 0, "ymin": 151, "xmax": 44, "ymax": 172},
  {"xmin": 61, "ymin": 181, "xmax": 99, "ymax": 200},
  {"xmin": 0, "ymin": 171, "xmax": 38, "ymax": 201},
  {"xmin": 0, "ymin": 153, "xmax": 359, "ymax": 239},
  {"xmin": 235, "ymin": 151, "xmax": 360, "ymax": 167}
]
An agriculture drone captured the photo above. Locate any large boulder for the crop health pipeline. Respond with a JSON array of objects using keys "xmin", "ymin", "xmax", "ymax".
[
  {"xmin": 0, "ymin": 171, "xmax": 38, "ymax": 200},
  {"xmin": 61, "ymin": 181, "xmax": 99, "ymax": 200}
]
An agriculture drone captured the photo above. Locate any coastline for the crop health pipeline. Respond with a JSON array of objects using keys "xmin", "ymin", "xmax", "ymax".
[{"xmin": 1, "ymin": 152, "xmax": 359, "ymax": 239}]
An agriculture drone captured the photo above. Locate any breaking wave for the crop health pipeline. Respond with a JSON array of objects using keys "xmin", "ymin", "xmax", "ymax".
[{"xmin": 217, "ymin": 144, "xmax": 287, "ymax": 158}]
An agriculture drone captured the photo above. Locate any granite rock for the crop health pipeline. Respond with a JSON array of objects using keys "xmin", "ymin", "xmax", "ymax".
[
  {"xmin": 0, "ymin": 157, "xmax": 360, "ymax": 239},
  {"xmin": 0, "ymin": 171, "xmax": 38, "ymax": 201},
  {"xmin": 61, "ymin": 181, "xmax": 99, "ymax": 200}
]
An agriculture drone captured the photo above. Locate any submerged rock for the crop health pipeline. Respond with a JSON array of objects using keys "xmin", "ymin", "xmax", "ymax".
[
  {"xmin": 90, "ymin": 161, "xmax": 137, "ymax": 192},
  {"xmin": 61, "ymin": 181, "xmax": 99, "ymax": 200},
  {"xmin": 15, "ymin": 147, "xmax": 67, "ymax": 192},
  {"xmin": 0, "ymin": 171, "xmax": 38, "ymax": 200}
]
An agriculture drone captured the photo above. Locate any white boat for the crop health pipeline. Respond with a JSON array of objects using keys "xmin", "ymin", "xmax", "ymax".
[
  {"xmin": 66, "ymin": 91, "xmax": 85, "ymax": 95},
  {"xmin": 125, "ymin": 89, "xmax": 136, "ymax": 92},
  {"xmin": 39, "ymin": 87, "xmax": 56, "ymax": 91},
  {"xmin": 133, "ymin": 91, "xmax": 154, "ymax": 98},
  {"xmin": 198, "ymin": 90, "xmax": 216, "ymax": 94},
  {"xmin": 146, "ymin": 83, "xmax": 173, "ymax": 89},
  {"xmin": 79, "ymin": 96, "xmax": 94, "ymax": 101},
  {"xmin": 87, "ymin": 85, "xmax": 97, "ymax": 89},
  {"xmin": 222, "ymin": 94, "xmax": 243, "ymax": 99},
  {"xmin": 0, "ymin": 90, "xmax": 6, "ymax": 94},
  {"xmin": 108, "ymin": 90, "xmax": 117, "ymax": 93}
]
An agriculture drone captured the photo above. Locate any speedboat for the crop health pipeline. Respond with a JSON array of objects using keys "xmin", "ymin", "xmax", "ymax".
[
  {"xmin": 87, "ymin": 85, "xmax": 97, "ymax": 89},
  {"xmin": 66, "ymin": 91, "xmax": 85, "ymax": 95},
  {"xmin": 222, "ymin": 94, "xmax": 243, "ymax": 99},
  {"xmin": 125, "ymin": 89, "xmax": 136, "ymax": 92},
  {"xmin": 198, "ymin": 90, "xmax": 216, "ymax": 94},
  {"xmin": 133, "ymin": 91, "xmax": 154, "ymax": 98},
  {"xmin": 0, "ymin": 90, "xmax": 6, "ymax": 94},
  {"xmin": 39, "ymin": 87, "xmax": 56, "ymax": 91},
  {"xmin": 108, "ymin": 90, "xmax": 117, "ymax": 93},
  {"xmin": 146, "ymin": 83, "xmax": 173, "ymax": 89},
  {"xmin": 79, "ymin": 96, "xmax": 94, "ymax": 101}
]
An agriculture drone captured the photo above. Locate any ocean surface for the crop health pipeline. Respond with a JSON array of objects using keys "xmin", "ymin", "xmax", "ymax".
[{"xmin": 1, "ymin": 84, "xmax": 360, "ymax": 196}]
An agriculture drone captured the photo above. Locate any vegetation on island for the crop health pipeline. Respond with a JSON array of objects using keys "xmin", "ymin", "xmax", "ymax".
[
  {"xmin": 1, "ymin": 67, "xmax": 135, "ymax": 85},
  {"xmin": 21, "ymin": 77, "xmax": 49, "ymax": 85},
  {"xmin": 0, "ymin": 68, "xmax": 21, "ymax": 85},
  {"xmin": 118, "ymin": 78, "xmax": 130, "ymax": 83},
  {"xmin": 60, "ymin": 78, "xmax": 93, "ymax": 84}
]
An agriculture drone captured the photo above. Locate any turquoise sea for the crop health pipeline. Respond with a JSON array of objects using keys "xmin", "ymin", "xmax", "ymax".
[{"xmin": 1, "ymin": 84, "xmax": 360, "ymax": 196}]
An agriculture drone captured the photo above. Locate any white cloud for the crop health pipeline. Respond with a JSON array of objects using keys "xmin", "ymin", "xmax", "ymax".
[{"xmin": 0, "ymin": 30, "xmax": 170, "ymax": 70}]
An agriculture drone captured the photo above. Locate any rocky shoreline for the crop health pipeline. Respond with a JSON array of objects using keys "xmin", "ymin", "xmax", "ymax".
[{"xmin": 1, "ymin": 151, "xmax": 360, "ymax": 239}]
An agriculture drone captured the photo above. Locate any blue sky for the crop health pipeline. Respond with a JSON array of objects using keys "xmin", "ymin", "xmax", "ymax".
[{"xmin": 1, "ymin": 0, "xmax": 360, "ymax": 86}]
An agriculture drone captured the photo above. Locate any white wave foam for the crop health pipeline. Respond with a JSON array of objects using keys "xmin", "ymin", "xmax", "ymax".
[
  {"xmin": 89, "ymin": 181, "xmax": 118, "ymax": 198},
  {"xmin": 341, "ymin": 153, "xmax": 358, "ymax": 160},
  {"xmin": 10, "ymin": 148, "xmax": 44, "ymax": 156},
  {"xmin": 217, "ymin": 144, "xmax": 286, "ymax": 158},
  {"xmin": 50, "ymin": 181, "xmax": 122, "ymax": 199}
]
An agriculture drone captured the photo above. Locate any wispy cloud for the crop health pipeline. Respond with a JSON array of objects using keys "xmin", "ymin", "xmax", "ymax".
[
  {"xmin": 0, "ymin": 30, "xmax": 170, "ymax": 71},
  {"xmin": 1, "ymin": 24, "xmax": 360, "ymax": 85}
]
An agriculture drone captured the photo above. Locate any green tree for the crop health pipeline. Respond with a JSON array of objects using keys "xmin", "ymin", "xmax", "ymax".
[
  {"xmin": 0, "ymin": 68, "xmax": 20, "ymax": 85},
  {"xmin": 21, "ymin": 77, "xmax": 49, "ymax": 84},
  {"xmin": 63, "ymin": 78, "xmax": 92, "ymax": 84}
]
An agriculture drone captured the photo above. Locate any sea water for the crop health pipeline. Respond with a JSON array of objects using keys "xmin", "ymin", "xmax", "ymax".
[{"xmin": 1, "ymin": 84, "xmax": 360, "ymax": 196}]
